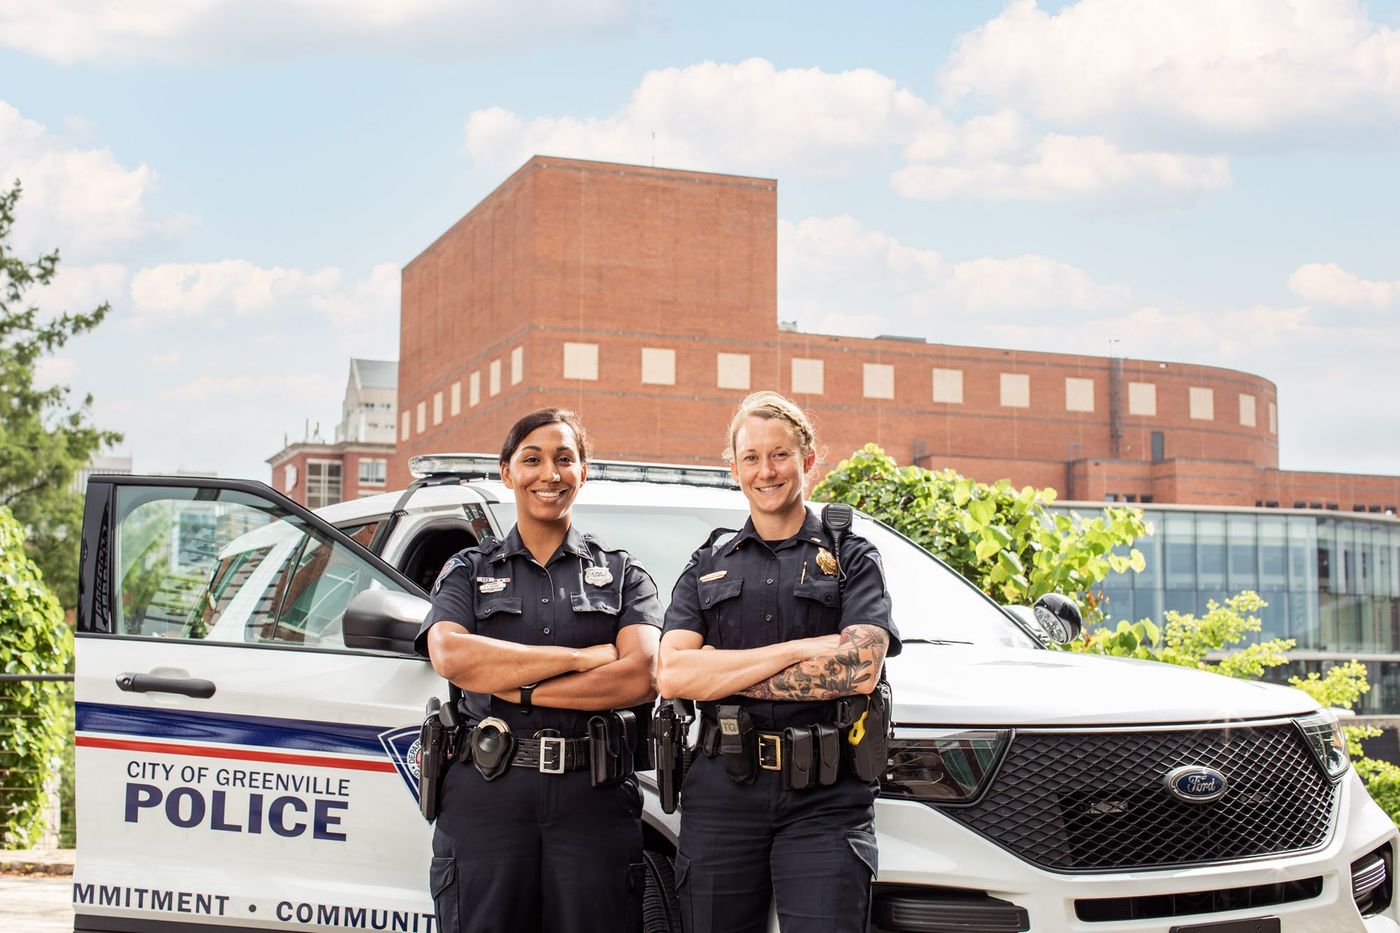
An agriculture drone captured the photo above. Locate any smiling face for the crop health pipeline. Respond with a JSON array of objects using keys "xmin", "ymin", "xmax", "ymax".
[
  {"xmin": 731, "ymin": 414, "xmax": 816, "ymax": 535},
  {"xmin": 500, "ymin": 422, "xmax": 587, "ymax": 528}
]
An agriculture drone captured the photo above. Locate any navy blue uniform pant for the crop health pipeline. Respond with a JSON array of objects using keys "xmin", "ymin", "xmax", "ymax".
[
  {"xmin": 675, "ymin": 754, "xmax": 878, "ymax": 933},
  {"xmin": 430, "ymin": 759, "xmax": 644, "ymax": 933}
]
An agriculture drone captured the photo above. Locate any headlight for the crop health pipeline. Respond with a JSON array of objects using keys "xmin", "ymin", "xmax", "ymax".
[
  {"xmin": 881, "ymin": 729, "xmax": 1012, "ymax": 804},
  {"xmin": 1293, "ymin": 709, "xmax": 1349, "ymax": 782}
]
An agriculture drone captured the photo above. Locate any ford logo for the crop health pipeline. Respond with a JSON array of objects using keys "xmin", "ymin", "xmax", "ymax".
[{"xmin": 1164, "ymin": 765, "xmax": 1228, "ymax": 803}]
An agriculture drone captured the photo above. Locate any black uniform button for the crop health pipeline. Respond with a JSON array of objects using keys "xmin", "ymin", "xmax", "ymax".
[
  {"xmin": 703, "ymin": 596, "xmax": 712, "ymax": 606},
  {"xmin": 766, "ymin": 578, "xmax": 774, "ymax": 585},
  {"xmin": 541, "ymin": 597, "xmax": 550, "ymax": 604},
  {"xmin": 824, "ymin": 594, "xmax": 834, "ymax": 604},
  {"xmin": 542, "ymin": 627, "xmax": 551, "ymax": 635},
  {"xmin": 765, "ymin": 613, "xmax": 773, "ymax": 622}
]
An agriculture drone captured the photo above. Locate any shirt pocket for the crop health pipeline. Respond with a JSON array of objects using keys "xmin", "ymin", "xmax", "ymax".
[
  {"xmin": 792, "ymin": 577, "xmax": 840, "ymax": 637},
  {"xmin": 569, "ymin": 587, "xmax": 621, "ymax": 647},
  {"xmin": 472, "ymin": 595, "xmax": 522, "ymax": 639},
  {"xmin": 698, "ymin": 576, "xmax": 744, "ymax": 648}
]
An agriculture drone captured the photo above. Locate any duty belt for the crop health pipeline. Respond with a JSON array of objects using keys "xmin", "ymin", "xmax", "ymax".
[{"xmin": 461, "ymin": 729, "xmax": 591, "ymax": 775}]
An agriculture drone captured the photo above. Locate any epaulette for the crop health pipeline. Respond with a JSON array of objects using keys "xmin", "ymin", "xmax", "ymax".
[
  {"xmin": 582, "ymin": 532, "xmax": 622, "ymax": 553},
  {"xmin": 707, "ymin": 527, "xmax": 739, "ymax": 554}
]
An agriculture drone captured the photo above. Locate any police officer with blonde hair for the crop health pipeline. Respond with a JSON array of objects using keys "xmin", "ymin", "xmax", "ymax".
[{"xmin": 658, "ymin": 391, "xmax": 900, "ymax": 933}]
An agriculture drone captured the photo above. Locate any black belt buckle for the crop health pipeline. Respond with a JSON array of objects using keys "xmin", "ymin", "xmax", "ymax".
[
  {"xmin": 536, "ymin": 729, "xmax": 566, "ymax": 774},
  {"xmin": 757, "ymin": 733, "xmax": 782, "ymax": 772}
]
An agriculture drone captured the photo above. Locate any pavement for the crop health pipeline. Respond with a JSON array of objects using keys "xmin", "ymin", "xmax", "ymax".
[{"xmin": 1, "ymin": 850, "xmax": 75, "ymax": 933}]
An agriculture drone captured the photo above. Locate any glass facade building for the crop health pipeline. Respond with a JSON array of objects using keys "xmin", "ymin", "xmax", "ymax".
[{"xmin": 1066, "ymin": 505, "xmax": 1400, "ymax": 714}]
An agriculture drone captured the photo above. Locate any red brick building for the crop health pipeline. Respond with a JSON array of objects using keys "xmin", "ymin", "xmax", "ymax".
[{"xmin": 393, "ymin": 156, "xmax": 1398, "ymax": 513}]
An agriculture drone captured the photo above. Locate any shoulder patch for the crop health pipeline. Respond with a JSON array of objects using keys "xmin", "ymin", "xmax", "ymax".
[{"xmin": 430, "ymin": 555, "xmax": 472, "ymax": 596}]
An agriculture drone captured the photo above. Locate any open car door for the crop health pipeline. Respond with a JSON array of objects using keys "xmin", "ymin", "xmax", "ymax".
[{"xmin": 74, "ymin": 476, "xmax": 439, "ymax": 933}]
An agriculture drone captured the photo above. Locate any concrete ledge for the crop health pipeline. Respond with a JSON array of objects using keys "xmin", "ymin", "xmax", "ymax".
[{"xmin": 0, "ymin": 849, "xmax": 75, "ymax": 876}]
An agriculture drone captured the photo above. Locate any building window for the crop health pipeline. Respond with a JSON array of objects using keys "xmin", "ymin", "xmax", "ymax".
[
  {"xmin": 1269, "ymin": 400, "xmax": 1277, "ymax": 434},
  {"xmin": 358, "ymin": 459, "xmax": 387, "ymax": 486},
  {"xmin": 283, "ymin": 464, "xmax": 298, "ymax": 493},
  {"xmin": 450, "ymin": 381, "xmax": 461, "ymax": 416},
  {"xmin": 1000, "ymin": 373, "xmax": 1029, "ymax": 408},
  {"xmin": 717, "ymin": 353, "xmax": 750, "ymax": 390},
  {"xmin": 470, "ymin": 371, "xmax": 480, "ymax": 407},
  {"xmin": 1151, "ymin": 430, "xmax": 1165, "ymax": 462},
  {"xmin": 1065, "ymin": 377, "xmax": 1094, "ymax": 413},
  {"xmin": 564, "ymin": 343, "xmax": 599, "ymax": 381},
  {"xmin": 641, "ymin": 348, "xmax": 676, "ymax": 386},
  {"xmin": 400, "ymin": 411, "xmax": 410, "ymax": 442},
  {"xmin": 932, "ymin": 368, "xmax": 962, "ymax": 404},
  {"xmin": 511, "ymin": 346, "xmax": 523, "ymax": 386},
  {"xmin": 415, "ymin": 401, "xmax": 426, "ymax": 434},
  {"xmin": 305, "ymin": 461, "xmax": 342, "ymax": 509},
  {"xmin": 1239, "ymin": 393, "xmax": 1256, "ymax": 427},
  {"xmin": 432, "ymin": 391, "xmax": 443, "ymax": 426},
  {"xmin": 489, "ymin": 359, "xmax": 501, "ymax": 396},
  {"xmin": 791, "ymin": 358, "xmax": 823, "ymax": 395},
  {"xmin": 863, "ymin": 363, "xmax": 894, "ymax": 399},
  {"xmin": 1128, "ymin": 381, "xmax": 1156, "ymax": 416},
  {"xmin": 1189, "ymin": 386, "xmax": 1214, "ymax": 420}
]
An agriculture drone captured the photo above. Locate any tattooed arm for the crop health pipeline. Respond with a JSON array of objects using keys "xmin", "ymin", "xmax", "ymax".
[{"xmin": 737, "ymin": 624, "xmax": 890, "ymax": 700}]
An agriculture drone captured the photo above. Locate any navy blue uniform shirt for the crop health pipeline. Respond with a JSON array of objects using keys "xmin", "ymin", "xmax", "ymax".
[
  {"xmin": 414, "ymin": 524, "xmax": 662, "ymax": 737},
  {"xmin": 663, "ymin": 508, "xmax": 900, "ymax": 730}
]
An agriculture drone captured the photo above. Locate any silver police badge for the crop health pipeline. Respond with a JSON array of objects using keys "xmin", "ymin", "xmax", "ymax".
[{"xmin": 584, "ymin": 565, "xmax": 613, "ymax": 586}]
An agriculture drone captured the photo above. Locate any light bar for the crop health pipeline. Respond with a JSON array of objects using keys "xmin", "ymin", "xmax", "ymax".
[{"xmin": 409, "ymin": 453, "xmax": 736, "ymax": 488}]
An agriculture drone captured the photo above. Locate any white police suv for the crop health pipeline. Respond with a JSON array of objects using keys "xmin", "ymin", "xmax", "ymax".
[{"xmin": 73, "ymin": 456, "xmax": 1399, "ymax": 933}]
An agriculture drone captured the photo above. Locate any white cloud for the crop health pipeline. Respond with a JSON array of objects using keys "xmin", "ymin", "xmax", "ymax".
[
  {"xmin": 465, "ymin": 58, "xmax": 934, "ymax": 176},
  {"xmin": 778, "ymin": 215, "xmax": 1133, "ymax": 326},
  {"xmin": 0, "ymin": 0, "xmax": 638, "ymax": 65},
  {"xmin": 894, "ymin": 133, "xmax": 1230, "ymax": 204},
  {"xmin": 0, "ymin": 101, "xmax": 173, "ymax": 256},
  {"xmin": 1288, "ymin": 263, "xmax": 1398, "ymax": 309},
  {"xmin": 943, "ymin": 0, "xmax": 1400, "ymax": 136},
  {"xmin": 129, "ymin": 260, "xmax": 345, "ymax": 320},
  {"xmin": 31, "ymin": 263, "xmax": 128, "ymax": 317},
  {"xmin": 465, "ymin": 59, "xmax": 1233, "ymax": 207}
]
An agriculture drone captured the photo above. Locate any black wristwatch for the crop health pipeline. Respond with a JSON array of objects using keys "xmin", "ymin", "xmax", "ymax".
[{"xmin": 519, "ymin": 682, "xmax": 539, "ymax": 713}]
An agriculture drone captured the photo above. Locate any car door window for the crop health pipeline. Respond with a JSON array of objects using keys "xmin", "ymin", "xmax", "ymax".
[{"xmin": 114, "ymin": 486, "xmax": 406, "ymax": 649}]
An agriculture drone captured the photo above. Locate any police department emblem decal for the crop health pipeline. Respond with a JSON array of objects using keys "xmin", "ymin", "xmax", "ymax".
[{"xmin": 378, "ymin": 725, "xmax": 424, "ymax": 803}]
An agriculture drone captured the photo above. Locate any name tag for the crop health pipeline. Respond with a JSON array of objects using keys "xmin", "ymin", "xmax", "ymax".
[
  {"xmin": 477, "ymin": 577, "xmax": 509, "ymax": 594},
  {"xmin": 699, "ymin": 570, "xmax": 727, "ymax": 583}
]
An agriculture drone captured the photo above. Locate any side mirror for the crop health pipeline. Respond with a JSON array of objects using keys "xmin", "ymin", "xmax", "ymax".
[
  {"xmin": 343, "ymin": 588, "xmax": 430, "ymax": 654},
  {"xmin": 1032, "ymin": 593, "xmax": 1083, "ymax": 645}
]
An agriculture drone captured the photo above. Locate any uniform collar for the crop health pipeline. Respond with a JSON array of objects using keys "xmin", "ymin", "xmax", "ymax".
[
  {"xmin": 726, "ymin": 508, "xmax": 825, "ymax": 554},
  {"xmin": 491, "ymin": 524, "xmax": 592, "ymax": 564}
]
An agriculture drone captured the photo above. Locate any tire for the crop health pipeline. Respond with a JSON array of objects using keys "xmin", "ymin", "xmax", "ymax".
[{"xmin": 641, "ymin": 848, "xmax": 681, "ymax": 933}]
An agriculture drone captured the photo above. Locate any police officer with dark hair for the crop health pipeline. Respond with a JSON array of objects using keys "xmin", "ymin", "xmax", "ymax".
[
  {"xmin": 657, "ymin": 391, "xmax": 900, "ymax": 933},
  {"xmin": 416, "ymin": 408, "xmax": 661, "ymax": 933}
]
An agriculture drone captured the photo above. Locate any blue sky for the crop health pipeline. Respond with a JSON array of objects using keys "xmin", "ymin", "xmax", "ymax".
[{"xmin": 3, "ymin": 0, "xmax": 1398, "ymax": 481}]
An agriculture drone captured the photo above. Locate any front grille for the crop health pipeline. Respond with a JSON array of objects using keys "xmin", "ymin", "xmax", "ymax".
[{"xmin": 937, "ymin": 722, "xmax": 1337, "ymax": 871}]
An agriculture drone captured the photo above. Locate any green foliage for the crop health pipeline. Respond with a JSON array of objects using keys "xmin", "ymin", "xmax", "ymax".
[
  {"xmin": 1, "ymin": 180, "xmax": 121, "ymax": 608},
  {"xmin": 0, "ymin": 505, "xmax": 72, "ymax": 848},
  {"xmin": 813, "ymin": 444, "xmax": 1147, "ymax": 615}
]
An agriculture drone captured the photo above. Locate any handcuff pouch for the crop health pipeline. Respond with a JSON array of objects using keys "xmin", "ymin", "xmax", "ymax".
[{"xmin": 470, "ymin": 717, "xmax": 514, "ymax": 782}]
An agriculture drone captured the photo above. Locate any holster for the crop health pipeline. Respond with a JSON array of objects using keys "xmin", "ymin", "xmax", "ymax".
[
  {"xmin": 653, "ymin": 701, "xmax": 692, "ymax": 814},
  {"xmin": 588, "ymin": 709, "xmax": 640, "ymax": 787},
  {"xmin": 815, "ymin": 723, "xmax": 841, "ymax": 786},
  {"xmin": 844, "ymin": 680, "xmax": 893, "ymax": 783},
  {"xmin": 417, "ymin": 698, "xmax": 447, "ymax": 821},
  {"xmin": 716, "ymin": 704, "xmax": 757, "ymax": 785}
]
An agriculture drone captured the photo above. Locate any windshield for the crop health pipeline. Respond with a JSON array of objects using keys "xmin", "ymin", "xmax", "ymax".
[{"xmin": 494, "ymin": 501, "xmax": 1038, "ymax": 648}]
